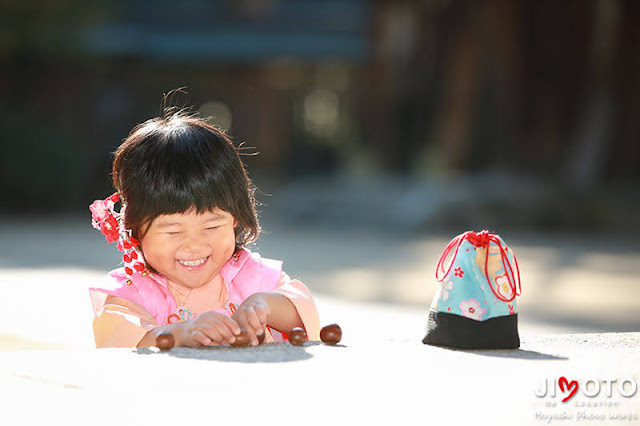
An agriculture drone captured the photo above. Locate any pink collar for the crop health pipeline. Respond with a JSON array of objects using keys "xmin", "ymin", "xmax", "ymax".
[{"xmin": 220, "ymin": 248, "xmax": 251, "ymax": 284}]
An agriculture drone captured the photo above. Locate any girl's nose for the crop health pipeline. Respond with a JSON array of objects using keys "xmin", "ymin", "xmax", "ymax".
[{"xmin": 181, "ymin": 234, "xmax": 209, "ymax": 254}]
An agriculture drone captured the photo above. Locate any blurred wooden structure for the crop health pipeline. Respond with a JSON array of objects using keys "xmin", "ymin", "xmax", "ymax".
[{"xmin": 0, "ymin": 0, "xmax": 639, "ymax": 211}]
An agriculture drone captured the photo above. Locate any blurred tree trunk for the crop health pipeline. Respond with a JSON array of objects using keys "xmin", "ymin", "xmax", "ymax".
[
  {"xmin": 434, "ymin": 18, "xmax": 479, "ymax": 170},
  {"xmin": 566, "ymin": 0, "xmax": 619, "ymax": 191},
  {"xmin": 609, "ymin": 0, "xmax": 640, "ymax": 181}
]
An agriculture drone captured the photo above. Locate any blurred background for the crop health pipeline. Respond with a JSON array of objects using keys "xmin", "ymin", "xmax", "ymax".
[{"xmin": 1, "ymin": 0, "xmax": 639, "ymax": 349}]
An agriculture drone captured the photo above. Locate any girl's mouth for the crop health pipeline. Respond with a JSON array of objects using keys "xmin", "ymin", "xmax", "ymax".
[{"xmin": 177, "ymin": 256, "xmax": 209, "ymax": 268}]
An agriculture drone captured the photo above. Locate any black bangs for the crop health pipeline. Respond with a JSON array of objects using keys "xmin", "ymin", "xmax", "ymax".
[
  {"xmin": 129, "ymin": 124, "xmax": 233, "ymax": 216},
  {"xmin": 113, "ymin": 114, "xmax": 259, "ymax": 245}
]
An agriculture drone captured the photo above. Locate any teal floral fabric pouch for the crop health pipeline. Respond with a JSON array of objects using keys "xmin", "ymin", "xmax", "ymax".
[{"xmin": 423, "ymin": 230, "xmax": 522, "ymax": 349}]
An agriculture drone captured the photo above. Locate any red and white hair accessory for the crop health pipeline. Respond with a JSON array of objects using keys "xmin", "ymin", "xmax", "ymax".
[{"xmin": 90, "ymin": 192, "xmax": 147, "ymax": 282}]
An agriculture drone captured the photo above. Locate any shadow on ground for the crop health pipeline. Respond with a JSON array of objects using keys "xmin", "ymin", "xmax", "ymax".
[{"xmin": 134, "ymin": 341, "xmax": 322, "ymax": 363}]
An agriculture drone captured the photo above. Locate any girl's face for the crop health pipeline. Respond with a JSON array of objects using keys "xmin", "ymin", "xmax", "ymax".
[{"xmin": 140, "ymin": 208, "xmax": 238, "ymax": 288}]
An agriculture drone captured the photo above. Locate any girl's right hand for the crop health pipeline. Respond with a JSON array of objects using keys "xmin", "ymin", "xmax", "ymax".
[{"xmin": 171, "ymin": 311, "xmax": 242, "ymax": 347}]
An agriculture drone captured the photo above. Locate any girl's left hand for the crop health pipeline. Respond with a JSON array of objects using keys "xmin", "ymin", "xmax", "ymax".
[{"xmin": 232, "ymin": 293, "xmax": 271, "ymax": 346}]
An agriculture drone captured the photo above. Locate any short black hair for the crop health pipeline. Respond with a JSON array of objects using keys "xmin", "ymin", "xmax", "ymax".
[{"xmin": 112, "ymin": 111, "xmax": 260, "ymax": 247}]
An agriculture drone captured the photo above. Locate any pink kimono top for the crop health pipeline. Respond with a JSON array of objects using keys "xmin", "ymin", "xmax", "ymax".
[{"xmin": 89, "ymin": 248, "xmax": 320, "ymax": 348}]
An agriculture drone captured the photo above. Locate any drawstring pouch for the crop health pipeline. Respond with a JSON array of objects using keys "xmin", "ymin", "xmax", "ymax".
[{"xmin": 423, "ymin": 230, "xmax": 522, "ymax": 349}]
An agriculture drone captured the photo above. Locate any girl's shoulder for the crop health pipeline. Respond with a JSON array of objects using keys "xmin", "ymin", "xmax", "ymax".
[
  {"xmin": 246, "ymin": 248, "xmax": 284, "ymax": 275},
  {"xmin": 89, "ymin": 267, "xmax": 173, "ymax": 324},
  {"xmin": 91, "ymin": 267, "xmax": 169, "ymax": 302}
]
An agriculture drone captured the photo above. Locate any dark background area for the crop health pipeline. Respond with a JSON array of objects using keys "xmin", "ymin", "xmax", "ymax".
[{"xmin": 1, "ymin": 0, "xmax": 639, "ymax": 233}]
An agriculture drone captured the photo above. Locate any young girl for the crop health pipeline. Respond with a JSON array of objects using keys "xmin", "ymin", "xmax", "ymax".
[{"xmin": 88, "ymin": 110, "xmax": 320, "ymax": 348}]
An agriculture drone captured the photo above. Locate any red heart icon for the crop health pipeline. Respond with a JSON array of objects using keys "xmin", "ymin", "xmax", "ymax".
[{"xmin": 558, "ymin": 377, "xmax": 578, "ymax": 403}]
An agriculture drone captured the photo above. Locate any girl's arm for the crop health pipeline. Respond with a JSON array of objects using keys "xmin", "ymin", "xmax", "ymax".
[
  {"xmin": 93, "ymin": 296, "xmax": 157, "ymax": 348},
  {"xmin": 262, "ymin": 292, "xmax": 304, "ymax": 331},
  {"xmin": 232, "ymin": 273, "xmax": 320, "ymax": 345},
  {"xmin": 136, "ymin": 323, "xmax": 181, "ymax": 348},
  {"xmin": 271, "ymin": 274, "xmax": 321, "ymax": 340},
  {"xmin": 137, "ymin": 292, "xmax": 302, "ymax": 348},
  {"xmin": 136, "ymin": 311, "xmax": 241, "ymax": 348},
  {"xmin": 233, "ymin": 291, "xmax": 304, "ymax": 337},
  {"xmin": 95, "ymin": 297, "xmax": 241, "ymax": 348}
]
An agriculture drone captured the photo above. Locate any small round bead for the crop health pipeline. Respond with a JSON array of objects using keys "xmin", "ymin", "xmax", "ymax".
[
  {"xmin": 320, "ymin": 324, "xmax": 342, "ymax": 345},
  {"xmin": 156, "ymin": 332, "xmax": 175, "ymax": 351},
  {"xmin": 232, "ymin": 329, "xmax": 250, "ymax": 347},
  {"xmin": 288, "ymin": 327, "xmax": 306, "ymax": 346}
]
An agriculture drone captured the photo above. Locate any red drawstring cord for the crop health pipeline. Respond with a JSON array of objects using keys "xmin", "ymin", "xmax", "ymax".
[{"xmin": 435, "ymin": 230, "xmax": 521, "ymax": 302}]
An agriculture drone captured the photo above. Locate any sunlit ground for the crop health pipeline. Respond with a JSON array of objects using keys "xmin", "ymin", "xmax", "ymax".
[{"xmin": 1, "ymin": 216, "xmax": 639, "ymax": 351}]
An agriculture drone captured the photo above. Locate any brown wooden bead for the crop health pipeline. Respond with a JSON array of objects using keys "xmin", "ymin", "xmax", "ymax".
[
  {"xmin": 156, "ymin": 332, "xmax": 175, "ymax": 351},
  {"xmin": 320, "ymin": 324, "xmax": 342, "ymax": 345},
  {"xmin": 288, "ymin": 327, "xmax": 307, "ymax": 346},
  {"xmin": 232, "ymin": 329, "xmax": 250, "ymax": 347}
]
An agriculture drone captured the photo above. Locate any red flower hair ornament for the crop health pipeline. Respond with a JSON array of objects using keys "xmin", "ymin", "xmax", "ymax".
[{"xmin": 90, "ymin": 193, "xmax": 147, "ymax": 281}]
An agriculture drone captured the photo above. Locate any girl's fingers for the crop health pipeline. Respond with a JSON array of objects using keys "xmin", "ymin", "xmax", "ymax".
[
  {"xmin": 219, "ymin": 315, "xmax": 242, "ymax": 336},
  {"xmin": 246, "ymin": 308, "xmax": 268, "ymax": 345},
  {"xmin": 233, "ymin": 310, "xmax": 260, "ymax": 345},
  {"xmin": 198, "ymin": 312, "xmax": 241, "ymax": 344},
  {"xmin": 254, "ymin": 305, "xmax": 269, "ymax": 326},
  {"xmin": 201, "ymin": 323, "xmax": 234, "ymax": 344},
  {"xmin": 233, "ymin": 312, "xmax": 249, "ymax": 331},
  {"xmin": 231, "ymin": 314, "xmax": 256, "ymax": 344},
  {"xmin": 189, "ymin": 330, "xmax": 211, "ymax": 347},
  {"xmin": 245, "ymin": 308, "xmax": 265, "ymax": 334}
]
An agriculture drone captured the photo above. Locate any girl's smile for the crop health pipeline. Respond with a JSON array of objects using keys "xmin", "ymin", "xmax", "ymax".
[
  {"xmin": 140, "ymin": 208, "xmax": 237, "ymax": 288},
  {"xmin": 177, "ymin": 256, "xmax": 209, "ymax": 268}
]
